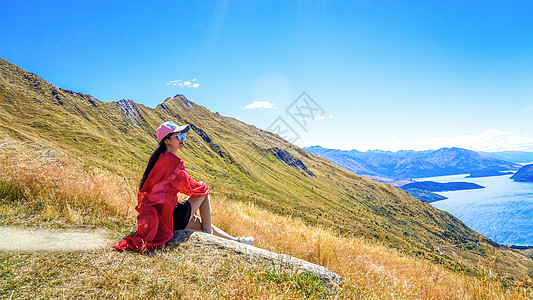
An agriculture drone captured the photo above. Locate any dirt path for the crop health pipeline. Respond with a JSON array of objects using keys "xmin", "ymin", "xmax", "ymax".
[{"xmin": 0, "ymin": 226, "xmax": 111, "ymax": 252}]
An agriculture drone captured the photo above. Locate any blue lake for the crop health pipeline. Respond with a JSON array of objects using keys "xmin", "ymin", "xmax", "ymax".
[{"xmin": 418, "ymin": 174, "xmax": 533, "ymax": 246}]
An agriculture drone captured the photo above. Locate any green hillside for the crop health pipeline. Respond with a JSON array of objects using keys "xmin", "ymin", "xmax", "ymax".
[{"xmin": 1, "ymin": 56, "xmax": 531, "ymax": 280}]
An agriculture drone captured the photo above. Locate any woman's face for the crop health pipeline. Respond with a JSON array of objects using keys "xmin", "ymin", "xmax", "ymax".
[{"xmin": 165, "ymin": 132, "xmax": 185, "ymax": 152}]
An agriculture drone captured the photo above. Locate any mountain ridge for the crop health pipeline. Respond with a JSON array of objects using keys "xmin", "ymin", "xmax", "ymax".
[
  {"xmin": 481, "ymin": 151, "xmax": 533, "ymax": 164},
  {"xmin": 305, "ymin": 145, "xmax": 520, "ymax": 180}
]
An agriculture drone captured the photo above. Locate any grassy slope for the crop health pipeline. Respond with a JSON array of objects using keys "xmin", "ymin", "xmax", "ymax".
[
  {"xmin": 1, "ymin": 139, "xmax": 531, "ymax": 299},
  {"xmin": 0, "ymin": 56, "xmax": 531, "ymax": 282}
]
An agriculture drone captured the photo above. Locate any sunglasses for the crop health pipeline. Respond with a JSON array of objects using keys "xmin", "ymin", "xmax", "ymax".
[{"xmin": 173, "ymin": 133, "xmax": 186, "ymax": 141}]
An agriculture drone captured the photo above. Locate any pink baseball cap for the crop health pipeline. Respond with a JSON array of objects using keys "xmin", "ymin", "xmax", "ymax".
[{"xmin": 156, "ymin": 121, "xmax": 190, "ymax": 142}]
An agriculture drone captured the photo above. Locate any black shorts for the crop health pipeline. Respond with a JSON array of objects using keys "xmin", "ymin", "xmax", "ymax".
[{"xmin": 173, "ymin": 200, "xmax": 192, "ymax": 230}]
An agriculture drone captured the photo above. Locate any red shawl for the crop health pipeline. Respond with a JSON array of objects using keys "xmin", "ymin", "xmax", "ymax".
[{"xmin": 113, "ymin": 152, "xmax": 209, "ymax": 252}]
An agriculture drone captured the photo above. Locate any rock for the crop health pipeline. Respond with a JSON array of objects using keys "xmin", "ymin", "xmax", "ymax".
[
  {"xmin": 176, "ymin": 94, "xmax": 194, "ymax": 109},
  {"xmin": 265, "ymin": 147, "xmax": 315, "ymax": 177},
  {"xmin": 168, "ymin": 230, "xmax": 344, "ymax": 286},
  {"xmin": 189, "ymin": 124, "xmax": 211, "ymax": 143},
  {"xmin": 116, "ymin": 99, "xmax": 144, "ymax": 126},
  {"xmin": 87, "ymin": 95, "xmax": 99, "ymax": 107}
]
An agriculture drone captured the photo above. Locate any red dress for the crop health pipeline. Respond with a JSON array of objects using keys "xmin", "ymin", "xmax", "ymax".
[{"xmin": 113, "ymin": 152, "xmax": 209, "ymax": 252}]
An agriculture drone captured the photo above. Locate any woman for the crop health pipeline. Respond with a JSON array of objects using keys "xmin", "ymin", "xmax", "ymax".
[{"xmin": 114, "ymin": 121, "xmax": 254, "ymax": 252}]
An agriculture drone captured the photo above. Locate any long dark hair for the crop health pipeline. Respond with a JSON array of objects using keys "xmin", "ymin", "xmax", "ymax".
[{"xmin": 139, "ymin": 133, "xmax": 173, "ymax": 189}]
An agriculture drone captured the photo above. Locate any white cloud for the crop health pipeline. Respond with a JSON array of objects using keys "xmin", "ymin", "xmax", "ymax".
[
  {"xmin": 166, "ymin": 79, "xmax": 200, "ymax": 88},
  {"xmin": 244, "ymin": 100, "xmax": 275, "ymax": 109},
  {"xmin": 414, "ymin": 129, "xmax": 530, "ymax": 152},
  {"xmin": 413, "ymin": 130, "xmax": 532, "ymax": 152},
  {"xmin": 314, "ymin": 114, "xmax": 325, "ymax": 121},
  {"xmin": 166, "ymin": 79, "xmax": 182, "ymax": 86}
]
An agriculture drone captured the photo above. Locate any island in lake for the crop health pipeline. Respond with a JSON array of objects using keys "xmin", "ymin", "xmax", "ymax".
[
  {"xmin": 400, "ymin": 181, "xmax": 484, "ymax": 203},
  {"xmin": 510, "ymin": 164, "xmax": 533, "ymax": 182},
  {"xmin": 466, "ymin": 169, "xmax": 514, "ymax": 178},
  {"xmin": 401, "ymin": 181, "xmax": 485, "ymax": 192}
]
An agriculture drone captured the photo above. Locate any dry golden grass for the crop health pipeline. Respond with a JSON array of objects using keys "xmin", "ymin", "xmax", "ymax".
[
  {"xmin": 211, "ymin": 196, "xmax": 532, "ymax": 299},
  {"xmin": 0, "ymin": 137, "xmax": 136, "ymax": 229},
  {"xmin": 0, "ymin": 243, "xmax": 331, "ymax": 299},
  {"xmin": 1, "ymin": 137, "xmax": 532, "ymax": 299}
]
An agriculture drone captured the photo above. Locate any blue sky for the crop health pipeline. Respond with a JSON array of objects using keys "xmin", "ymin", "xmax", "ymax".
[{"xmin": 1, "ymin": 1, "xmax": 532, "ymax": 151}]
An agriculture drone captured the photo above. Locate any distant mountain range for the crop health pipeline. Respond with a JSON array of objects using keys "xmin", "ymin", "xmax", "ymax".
[
  {"xmin": 304, "ymin": 146, "xmax": 520, "ymax": 180},
  {"xmin": 480, "ymin": 151, "xmax": 533, "ymax": 164}
]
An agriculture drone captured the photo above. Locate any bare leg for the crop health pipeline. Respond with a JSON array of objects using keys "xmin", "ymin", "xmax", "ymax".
[
  {"xmin": 185, "ymin": 216, "xmax": 238, "ymax": 241},
  {"xmin": 186, "ymin": 195, "xmax": 213, "ymax": 234}
]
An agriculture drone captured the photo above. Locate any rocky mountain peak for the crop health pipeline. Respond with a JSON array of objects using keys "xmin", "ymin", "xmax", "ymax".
[
  {"xmin": 116, "ymin": 99, "xmax": 144, "ymax": 126},
  {"xmin": 174, "ymin": 94, "xmax": 195, "ymax": 109}
]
